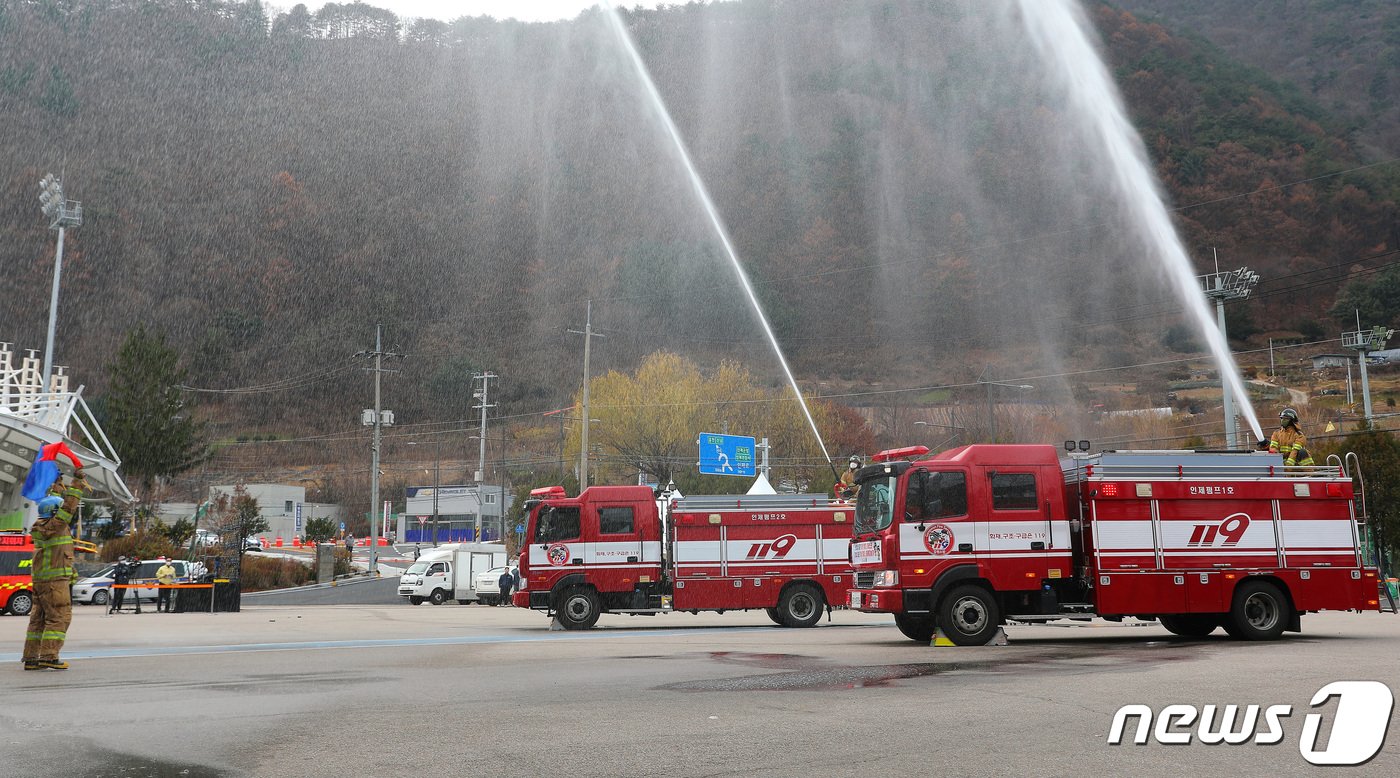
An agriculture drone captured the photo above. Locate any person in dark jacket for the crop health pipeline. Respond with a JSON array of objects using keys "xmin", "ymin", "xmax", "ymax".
[
  {"xmin": 109, "ymin": 556, "xmax": 135, "ymax": 614},
  {"xmin": 497, "ymin": 568, "xmax": 516, "ymax": 605}
]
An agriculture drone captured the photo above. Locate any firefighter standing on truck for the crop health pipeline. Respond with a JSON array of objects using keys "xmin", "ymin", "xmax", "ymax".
[
  {"xmin": 23, "ymin": 495, "xmax": 76, "ymax": 671},
  {"xmin": 1269, "ymin": 408, "xmax": 1314, "ymax": 467},
  {"xmin": 838, "ymin": 455, "xmax": 862, "ymax": 500}
]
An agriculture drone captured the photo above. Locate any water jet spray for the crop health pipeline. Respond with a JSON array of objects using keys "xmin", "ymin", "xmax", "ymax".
[
  {"xmin": 1017, "ymin": 0, "xmax": 1264, "ymax": 444},
  {"xmin": 601, "ymin": 3, "xmax": 836, "ymax": 470}
]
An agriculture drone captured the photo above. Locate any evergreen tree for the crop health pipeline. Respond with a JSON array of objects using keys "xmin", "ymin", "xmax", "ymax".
[
  {"xmin": 103, "ymin": 324, "xmax": 208, "ymax": 530},
  {"xmin": 1317, "ymin": 429, "xmax": 1400, "ymax": 573}
]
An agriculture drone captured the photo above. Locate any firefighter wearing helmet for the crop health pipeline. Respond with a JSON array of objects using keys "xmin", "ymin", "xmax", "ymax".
[
  {"xmin": 838, "ymin": 455, "xmax": 862, "ymax": 500},
  {"xmin": 1269, "ymin": 407, "xmax": 1314, "ymax": 467},
  {"xmin": 22, "ymin": 495, "xmax": 76, "ymax": 670}
]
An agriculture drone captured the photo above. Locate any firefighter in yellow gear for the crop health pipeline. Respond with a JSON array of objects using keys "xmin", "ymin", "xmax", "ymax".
[
  {"xmin": 837, "ymin": 455, "xmax": 862, "ymax": 500},
  {"xmin": 1268, "ymin": 408, "xmax": 1314, "ymax": 467},
  {"xmin": 23, "ymin": 496, "xmax": 76, "ymax": 670}
]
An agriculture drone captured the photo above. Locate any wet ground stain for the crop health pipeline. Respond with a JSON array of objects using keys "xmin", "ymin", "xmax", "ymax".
[
  {"xmin": 46, "ymin": 746, "xmax": 228, "ymax": 778},
  {"xmin": 649, "ymin": 641, "xmax": 1211, "ymax": 692}
]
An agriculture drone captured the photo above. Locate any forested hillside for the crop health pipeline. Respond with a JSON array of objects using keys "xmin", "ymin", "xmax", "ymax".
[
  {"xmin": 1, "ymin": 0, "xmax": 1395, "ymax": 437},
  {"xmin": 1114, "ymin": 0, "xmax": 1400, "ymax": 157}
]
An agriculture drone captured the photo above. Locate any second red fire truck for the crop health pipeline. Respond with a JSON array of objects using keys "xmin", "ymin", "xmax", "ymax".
[
  {"xmin": 847, "ymin": 444, "xmax": 1384, "ymax": 644},
  {"xmin": 1, "ymin": 532, "xmax": 36, "ymax": 616},
  {"xmin": 512, "ymin": 485, "xmax": 853, "ymax": 629}
]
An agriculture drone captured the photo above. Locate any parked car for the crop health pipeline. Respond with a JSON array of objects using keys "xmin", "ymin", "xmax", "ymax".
[
  {"xmin": 72, "ymin": 559, "xmax": 196, "ymax": 606},
  {"xmin": 243, "ymin": 536, "xmax": 262, "ymax": 552},
  {"xmin": 473, "ymin": 565, "xmax": 519, "ymax": 606}
]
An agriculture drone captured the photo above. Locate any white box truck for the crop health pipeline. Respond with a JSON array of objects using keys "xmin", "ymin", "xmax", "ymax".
[{"xmin": 398, "ymin": 543, "xmax": 507, "ymax": 605}]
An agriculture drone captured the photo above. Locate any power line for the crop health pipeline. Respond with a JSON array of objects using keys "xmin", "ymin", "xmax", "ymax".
[{"xmin": 179, "ymin": 360, "xmax": 355, "ymax": 394}]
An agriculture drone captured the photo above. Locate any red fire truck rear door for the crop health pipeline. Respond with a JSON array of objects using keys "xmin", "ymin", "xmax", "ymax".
[
  {"xmin": 1278, "ymin": 496, "xmax": 1361, "ymax": 569},
  {"xmin": 1086, "ymin": 492, "xmax": 1188, "ymax": 614},
  {"xmin": 1157, "ymin": 492, "xmax": 1281, "ymax": 571},
  {"xmin": 671, "ymin": 520, "xmax": 728, "ymax": 609}
]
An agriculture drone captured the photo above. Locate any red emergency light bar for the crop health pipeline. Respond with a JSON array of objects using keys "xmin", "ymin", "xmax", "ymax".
[
  {"xmin": 871, "ymin": 445, "xmax": 931, "ymax": 463},
  {"xmin": 529, "ymin": 486, "xmax": 567, "ymax": 499}
]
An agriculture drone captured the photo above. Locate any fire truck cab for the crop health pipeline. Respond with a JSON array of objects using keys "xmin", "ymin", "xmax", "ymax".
[
  {"xmin": 514, "ymin": 484, "xmax": 853, "ymax": 629},
  {"xmin": 848, "ymin": 444, "xmax": 1382, "ymax": 645},
  {"xmin": 1, "ymin": 532, "xmax": 36, "ymax": 616}
]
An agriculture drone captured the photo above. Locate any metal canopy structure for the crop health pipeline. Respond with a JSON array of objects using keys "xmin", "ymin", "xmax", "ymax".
[{"xmin": 1, "ymin": 345, "xmax": 132, "ymax": 530}]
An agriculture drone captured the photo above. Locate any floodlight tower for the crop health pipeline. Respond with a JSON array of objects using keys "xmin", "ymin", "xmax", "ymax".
[
  {"xmin": 1342, "ymin": 318, "xmax": 1394, "ymax": 425},
  {"xmin": 1199, "ymin": 263, "xmax": 1259, "ymax": 449},
  {"xmin": 38, "ymin": 173, "xmax": 82, "ymax": 392}
]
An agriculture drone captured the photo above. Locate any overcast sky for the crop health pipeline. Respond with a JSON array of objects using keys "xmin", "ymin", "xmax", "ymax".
[{"xmin": 297, "ymin": 1, "xmax": 664, "ymax": 23}]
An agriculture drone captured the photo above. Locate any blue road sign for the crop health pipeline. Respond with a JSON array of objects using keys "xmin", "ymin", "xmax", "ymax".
[{"xmin": 697, "ymin": 433, "xmax": 755, "ymax": 477}]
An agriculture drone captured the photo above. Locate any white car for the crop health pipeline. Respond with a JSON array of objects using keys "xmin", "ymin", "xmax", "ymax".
[
  {"xmin": 72, "ymin": 559, "xmax": 196, "ymax": 607},
  {"xmin": 473, "ymin": 565, "xmax": 519, "ymax": 606}
]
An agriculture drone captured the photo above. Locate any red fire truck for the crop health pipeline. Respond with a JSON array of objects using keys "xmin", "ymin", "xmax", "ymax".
[
  {"xmin": 512, "ymin": 485, "xmax": 853, "ymax": 629},
  {"xmin": 847, "ymin": 444, "xmax": 1384, "ymax": 645},
  {"xmin": 1, "ymin": 532, "xmax": 36, "ymax": 616}
]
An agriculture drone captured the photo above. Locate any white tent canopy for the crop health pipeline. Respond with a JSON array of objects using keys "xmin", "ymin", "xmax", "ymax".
[{"xmin": 745, "ymin": 472, "xmax": 777, "ymax": 495}]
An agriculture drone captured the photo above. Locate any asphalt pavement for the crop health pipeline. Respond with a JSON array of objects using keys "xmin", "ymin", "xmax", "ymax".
[
  {"xmin": 240, "ymin": 575, "xmax": 404, "ymax": 606},
  {"xmin": 1, "ymin": 605, "xmax": 1396, "ymax": 777}
]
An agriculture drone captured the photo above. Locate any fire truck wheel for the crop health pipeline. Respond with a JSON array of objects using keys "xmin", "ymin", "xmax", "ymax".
[
  {"xmin": 776, "ymin": 584, "xmax": 824, "ymax": 628},
  {"xmin": 429, "ymin": 589, "xmax": 448, "ymax": 606},
  {"xmin": 938, "ymin": 584, "xmax": 1000, "ymax": 645},
  {"xmin": 765, "ymin": 607, "xmax": 784, "ymax": 625},
  {"xmin": 92, "ymin": 589, "xmax": 110, "ymax": 607},
  {"xmin": 1158, "ymin": 614, "xmax": 1219, "ymax": 637},
  {"xmin": 1224, "ymin": 581, "xmax": 1289, "ymax": 640},
  {"xmin": 558, "ymin": 587, "xmax": 601, "ymax": 630},
  {"xmin": 894, "ymin": 613, "xmax": 936, "ymax": 642},
  {"xmin": 6, "ymin": 590, "xmax": 34, "ymax": 617}
]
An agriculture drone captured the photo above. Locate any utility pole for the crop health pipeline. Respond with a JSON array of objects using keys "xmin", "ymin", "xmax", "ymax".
[
  {"xmin": 1199, "ymin": 257, "xmax": 1260, "ymax": 449},
  {"xmin": 360, "ymin": 325, "xmax": 401, "ymax": 574},
  {"xmin": 472, "ymin": 371, "xmax": 497, "ymax": 541},
  {"xmin": 567, "ymin": 301, "xmax": 605, "ymax": 489}
]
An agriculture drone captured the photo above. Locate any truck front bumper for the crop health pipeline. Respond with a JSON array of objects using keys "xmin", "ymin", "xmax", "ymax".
[{"xmin": 847, "ymin": 588, "xmax": 903, "ymax": 613}]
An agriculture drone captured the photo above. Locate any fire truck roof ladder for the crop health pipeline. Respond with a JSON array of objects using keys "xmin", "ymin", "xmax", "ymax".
[
  {"xmin": 672, "ymin": 494, "xmax": 837, "ymax": 511},
  {"xmin": 1065, "ymin": 452, "xmax": 1341, "ymax": 482},
  {"xmin": 1339, "ymin": 451, "xmax": 1397, "ymax": 613}
]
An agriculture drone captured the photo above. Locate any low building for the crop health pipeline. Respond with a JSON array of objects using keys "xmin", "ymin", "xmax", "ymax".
[
  {"xmin": 399, "ymin": 484, "xmax": 513, "ymax": 543},
  {"xmin": 1311, "ymin": 354, "xmax": 1353, "ymax": 370},
  {"xmin": 208, "ymin": 484, "xmax": 345, "ymax": 543}
]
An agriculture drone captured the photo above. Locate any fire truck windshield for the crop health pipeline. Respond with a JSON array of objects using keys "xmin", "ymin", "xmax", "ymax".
[{"xmin": 854, "ymin": 477, "xmax": 897, "ymax": 534}]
